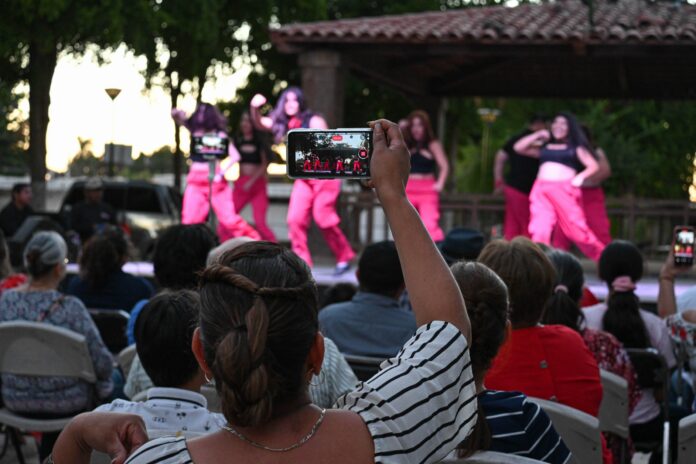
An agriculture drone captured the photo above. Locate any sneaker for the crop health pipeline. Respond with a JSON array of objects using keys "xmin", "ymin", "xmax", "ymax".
[{"xmin": 333, "ymin": 262, "xmax": 351, "ymax": 276}]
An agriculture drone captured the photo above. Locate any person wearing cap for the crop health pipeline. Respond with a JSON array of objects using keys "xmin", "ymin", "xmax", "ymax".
[
  {"xmin": 0, "ymin": 231, "xmax": 114, "ymax": 460},
  {"xmin": 69, "ymin": 178, "xmax": 116, "ymax": 243},
  {"xmin": 319, "ymin": 240, "xmax": 416, "ymax": 358}
]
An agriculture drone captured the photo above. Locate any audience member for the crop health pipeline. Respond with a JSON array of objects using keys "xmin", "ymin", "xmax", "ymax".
[
  {"xmin": 657, "ymin": 249, "xmax": 694, "ymax": 318},
  {"xmin": 319, "ymin": 282, "xmax": 357, "ymax": 309},
  {"xmin": 126, "ymin": 223, "xmax": 218, "ymax": 344},
  {"xmin": 97, "ymin": 290, "xmax": 223, "ymax": 437},
  {"xmin": 0, "ymin": 231, "xmax": 113, "ymax": 459},
  {"xmin": 584, "ymin": 241, "xmax": 676, "ymax": 455},
  {"xmin": 0, "ymin": 230, "xmax": 27, "ymax": 295},
  {"xmin": 69, "ymin": 178, "xmax": 116, "ymax": 243},
  {"xmin": 0, "ymin": 183, "xmax": 33, "ymax": 238},
  {"xmin": 453, "ymin": 261, "xmax": 571, "ymax": 463},
  {"xmin": 49, "ymin": 119, "xmax": 477, "ymax": 464},
  {"xmin": 438, "ymin": 227, "xmax": 485, "ymax": 265},
  {"xmin": 207, "ymin": 237, "xmax": 254, "ymax": 265},
  {"xmin": 65, "ymin": 228, "xmax": 153, "ymax": 310},
  {"xmin": 542, "ymin": 249, "xmax": 641, "ymax": 462},
  {"xmin": 319, "ymin": 240, "xmax": 416, "ymax": 358}
]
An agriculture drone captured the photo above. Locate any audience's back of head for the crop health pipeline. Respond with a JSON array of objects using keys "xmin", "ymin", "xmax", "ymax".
[
  {"xmin": 23, "ymin": 231, "xmax": 67, "ymax": 280},
  {"xmin": 320, "ymin": 282, "xmax": 357, "ymax": 309},
  {"xmin": 134, "ymin": 290, "xmax": 201, "ymax": 388},
  {"xmin": 79, "ymin": 227, "xmax": 128, "ymax": 289},
  {"xmin": 197, "ymin": 241, "xmax": 319, "ymax": 427},
  {"xmin": 357, "ymin": 240, "xmax": 404, "ymax": 297},
  {"xmin": 477, "ymin": 237, "xmax": 555, "ymax": 328},
  {"xmin": 542, "ymin": 250, "xmax": 585, "ymax": 332},
  {"xmin": 153, "ymin": 224, "xmax": 218, "ymax": 290},
  {"xmin": 598, "ymin": 240, "xmax": 649, "ymax": 348}
]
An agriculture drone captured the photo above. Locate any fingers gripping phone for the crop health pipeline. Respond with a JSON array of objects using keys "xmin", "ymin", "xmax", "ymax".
[
  {"xmin": 287, "ymin": 129, "xmax": 372, "ymax": 179},
  {"xmin": 674, "ymin": 226, "xmax": 695, "ymax": 266}
]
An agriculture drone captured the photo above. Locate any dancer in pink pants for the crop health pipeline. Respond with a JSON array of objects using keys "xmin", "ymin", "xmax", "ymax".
[
  {"xmin": 515, "ymin": 112, "xmax": 606, "ymax": 261},
  {"xmin": 553, "ymin": 126, "xmax": 612, "ymax": 249},
  {"xmin": 172, "ymin": 103, "xmax": 260, "ymax": 242},
  {"xmin": 231, "ymin": 112, "xmax": 277, "ymax": 242},
  {"xmin": 493, "ymin": 115, "xmax": 545, "ymax": 240},
  {"xmin": 250, "ymin": 87, "xmax": 355, "ymax": 273},
  {"xmin": 403, "ymin": 110, "xmax": 449, "ymax": 242}
]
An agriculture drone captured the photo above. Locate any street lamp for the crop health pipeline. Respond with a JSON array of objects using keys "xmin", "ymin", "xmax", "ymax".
[
  {"xmin": 105, "ymin": 87, "xmax": 121, "ymax": 177},
  {"xmin": 477, "ymin": 107, "xmax": 501, "ymax": 183}
]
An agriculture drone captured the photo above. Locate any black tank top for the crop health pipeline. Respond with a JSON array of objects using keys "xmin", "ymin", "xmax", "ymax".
[
  {"xmin": 235, "ymin": 137, "xmax": 262, "ymax": 165},
  {"xmin": 539, "ymin": 145, "xmax": 584, "ymax": 172},
  {"xmin": 410, "ymin": 149, "xmax": 436, "ymax": 174}
]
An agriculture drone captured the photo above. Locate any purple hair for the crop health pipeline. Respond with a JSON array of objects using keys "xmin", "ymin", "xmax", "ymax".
[
  {"xmin": 268, "ymin": 86, "xmax": 311, "ymax": 144},
  {"xmin": 185, "ymin": 103, "xmax": 228, "ymax": 133}
]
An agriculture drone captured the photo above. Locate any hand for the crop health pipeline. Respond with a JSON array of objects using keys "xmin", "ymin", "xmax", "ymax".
[
  {"xmin": 493, "ymin": 179, "xmax": 504, "ymax": 195},
  {"xmin": 214, "ymin": 173, "xmax": 224, "ymax": 183},
  {"xmin": 250, "ymin": 94, "xmax": 267, "ymax": 108},
  {"xmin": 536, "ymin": 129, "xmax": 551, "ymax": 141},
  {"xmin": 433, "ymin": 183, "xmax": 444, "ymax": 192},
  {"xmin": 366, "ymin": 119, "xmax": 410, "ymax": 203},
  {"xmin": 243, "ymin": 179, "xmax": 255, "ymax": 191},
  {"xmin": 661, "ymin": 249, "xmax": 693, "ymax": 281},
  {"xmin": 570, "ymin": 176, "xmax": 584, "ymax": 188},
  {"xmin": 170, "ymin": 108, "xmax": 185, "ymax": 119}
]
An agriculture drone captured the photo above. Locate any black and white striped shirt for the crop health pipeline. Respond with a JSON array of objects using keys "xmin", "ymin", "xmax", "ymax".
[{"xmin": 125, "ymin": 321, "xmax": 476, "ymax": 464}]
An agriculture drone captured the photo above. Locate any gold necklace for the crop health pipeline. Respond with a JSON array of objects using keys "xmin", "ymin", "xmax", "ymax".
[{"xmin": 222, "ymin": 408, "xmax": 326, "ymax": 452}]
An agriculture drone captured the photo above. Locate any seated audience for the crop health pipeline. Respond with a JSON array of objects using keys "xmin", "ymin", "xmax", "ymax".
[
  {"xmin": 542, "ymin": 249, "xmax": 641, "ymax": 462},
  {"xmin": 438, "ymin": 227, "xmax": 485, "ymax": 265},
  {"xmin": 97, "ymin": 290, "xmax": 223, "ymax": 437},
  {"xmin": 0, "ymin": 183, "xmax": 33, "ymax": 238},
  {"xmin": 69, "ymin": 177, "xmax": 117, "ymax": 244},
  {"xmin": 0, "ymin": 230, "xmax": 27, "ymax": 295},
  {"xmin": 126, "ymin": 223, "xmax": 218, "ymax": 344},
  {"xmin": 65, "ymin": 227, "xmax": 153, "ymax": 310},
  {"xmin": 320, "ymin": 282, "xmax": 357, "ymax": 309},
  {"xmin": 0, "ymin": 231, "xmax": 113, "ymax": 460},
  {"xmin": 207, "ymin": 237, "xmax": 254, "ymax": 265},
  {"xmin": 479, "ymin": 237, "xmax": 603, "ymax": 417},
  {"xmin": 584, "ymin": 241, "xmax": 676, "ymax": 455},
  {"xmin": 453, "ymin": 261, "xmax": 571, "ymax": 463},
  {"xmin": 48, "ymin": 119, "xmax": 477, "ymax": 464},
  {"xmin": 319, "ymin": 240, "xmax": 416, "ymax": 358}
]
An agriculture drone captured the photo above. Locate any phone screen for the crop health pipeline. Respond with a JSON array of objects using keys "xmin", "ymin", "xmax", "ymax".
[
  {"xmin": 191, "ymin": 133, "xmax": 229, "ymax": 160},
  {"xmin": 287, "ymin": 129, "xmax": 372, "ymax": 179},
  {"xmin": 674, "ymin": 226, "xmax": 695, "ymax": 266}
]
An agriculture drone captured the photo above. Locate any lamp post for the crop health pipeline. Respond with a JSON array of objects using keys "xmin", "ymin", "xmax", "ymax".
[
  {"xmin": 105, "ymin": 88, "xmax": 121, "ymax": 177},
  {"xmin": 477, "ymin": 107, "xmax": 501, "ymax": 185}
]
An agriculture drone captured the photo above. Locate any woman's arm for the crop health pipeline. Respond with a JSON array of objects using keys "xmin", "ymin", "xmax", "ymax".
[
  {"xmin": 368, "ymin": 119, "xmax": 470, "ymax": 339},
  {"xmin": 429, "ymin": 139, "xmax": 449, "ymax": 192},
  {"xmin": 249, "ymin": 94, "xmax": 273, "ymax": 131},
  {"xmin": 242, "ymin": 146, "xmax": 270, "ymax": 191},
  {"xmin": 513, "ymin": 130, "xmax": 548, "ymax": 157},
  {"xmin": 493, "ymin": 149, "xmax": 508, "ymax": 194},
  {"xmin": 571, "ymin": 146, "xmax": 600, "ymax": 187},
  {"xmin": 658, "ymin": 249, "xmax": 692, "ymax": 317}
]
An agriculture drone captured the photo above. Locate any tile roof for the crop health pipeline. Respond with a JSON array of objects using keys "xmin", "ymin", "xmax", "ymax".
[{"xmin": 271, "ymin": 0, "xmax": 696, "ymax": 47}]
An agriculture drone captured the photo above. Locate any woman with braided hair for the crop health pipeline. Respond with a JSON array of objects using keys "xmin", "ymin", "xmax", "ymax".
[{"xmin": 48, "ymin": 120, "xmax": 477, "ymax": 464}]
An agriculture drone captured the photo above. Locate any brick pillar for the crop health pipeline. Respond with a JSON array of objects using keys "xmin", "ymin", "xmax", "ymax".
[{"xmin": 299, "ymin": 51, "xmax": 344, "ymax": 128}]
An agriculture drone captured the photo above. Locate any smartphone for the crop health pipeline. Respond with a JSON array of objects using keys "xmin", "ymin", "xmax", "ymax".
[
  {"xmin": 286, "ymin": 128, "xmax": 372, "ymax": 179},
  {"xmin": 674, "ymin": 226, "xmax": 695, "ymax": 266},
  {"xmin": 191, "ymin": 133, "xmax": 229, "ymax": 160}
]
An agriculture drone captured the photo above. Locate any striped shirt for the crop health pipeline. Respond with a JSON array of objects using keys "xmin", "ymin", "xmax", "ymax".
[
  {"xmin": 478, "ymin": 390, "xmax": 571, "ymax": 464},
  {"xmin": 125, "ymin": 321, "xmax": 476, "ymax": 464}
]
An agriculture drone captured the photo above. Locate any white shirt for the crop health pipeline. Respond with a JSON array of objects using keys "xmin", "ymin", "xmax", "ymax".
[{"xmin": 96, "ymin": 387, "xmax": 224, "ymax": 438}]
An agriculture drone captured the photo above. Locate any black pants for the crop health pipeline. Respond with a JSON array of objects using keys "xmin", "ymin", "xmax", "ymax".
[{"xmin": 630, "ymin": 414, "xmax": 664, "ymax": 464}]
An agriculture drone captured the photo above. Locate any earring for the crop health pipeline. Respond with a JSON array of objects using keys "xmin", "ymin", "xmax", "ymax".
[
  {"xmin": 308, "ymin": 370, "xmax": 325, "ymax": 387},
  {"xmin": 204, "ymin": 373, "xmax": 213, "ymax": 384}
]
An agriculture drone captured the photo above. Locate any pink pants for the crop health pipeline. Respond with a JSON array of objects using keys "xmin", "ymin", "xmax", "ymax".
[
  {"xmin": 528, "ymin": 179, "xmax": 606, "ymax": 261},
  {"xmin": 405, "ymin": 178, "xmax": 445, "ymax": 242},
  {"xmin": 553, "ymin": 187, "xmax": 611, "ymax": 250},
  {"xmin": 182, "ymin": 164, "xmax": 260, "ymax": 242},
  {"xmin": 287, "ymin": 179, "xmax": 355, "ymax": 267},
  {"xmin": 233, "ymin": 175, "xmax": 277, "ymax": 242},
  {"xmin": 503, "ymin": 185, "xmax": 532, "ymax": 240}
]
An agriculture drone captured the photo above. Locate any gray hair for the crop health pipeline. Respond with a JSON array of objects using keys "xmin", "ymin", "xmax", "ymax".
[{"xmin": 23, "ymin": 231, "xmax": 67, "ymax": 278}]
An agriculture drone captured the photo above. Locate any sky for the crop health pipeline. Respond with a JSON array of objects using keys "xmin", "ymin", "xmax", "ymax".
[{"xmin": 14, "ymin": 44, "xmax": 251, "ymax": 173}]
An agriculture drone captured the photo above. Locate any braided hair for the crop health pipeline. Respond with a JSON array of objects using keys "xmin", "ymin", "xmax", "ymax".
[{"xmin": 198, "ymin": 241, "xmax": 319, "ymax": 427}]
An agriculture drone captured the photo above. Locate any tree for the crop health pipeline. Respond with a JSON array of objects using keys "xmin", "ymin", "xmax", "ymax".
[{"xmin": 0, "ymin": 80, "xmax": 27, "ymax": 176}]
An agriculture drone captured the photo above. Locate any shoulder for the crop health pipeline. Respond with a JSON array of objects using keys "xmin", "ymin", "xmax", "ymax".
[
  {"xmin": 125, "ymin": 436, "xmax": 189, "ymax": 464},
  {"xmin": 60, "ymin": 294, "xmax": 88, "ymax": 312},
  {"xmin": 319, "ymin": 302, "xmax": 353, "ymax": 321},
  {"xmin": 639, "ymin": 308, "xmax": 664, "ymax": 326}
]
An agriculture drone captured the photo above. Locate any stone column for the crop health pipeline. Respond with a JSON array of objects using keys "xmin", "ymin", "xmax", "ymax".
[{"xmin": 299, "ymin": 50, "xmax": 344, "ymax": 128}]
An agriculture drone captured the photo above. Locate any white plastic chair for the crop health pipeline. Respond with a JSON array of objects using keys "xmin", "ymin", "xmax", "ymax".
[
  {"xmin": 528, "ymin": 397, "xmax": 601, "ymax": 464},
  {"xmin": 678, "ymin": 413, "xmax": 696, "ymax": 464},
  {"xmin": 443, "ymin": 450, "xmax": 545, "ymax": 463},
  {"xmin": 117, "ymin": 344, "xmax": 137, "ymax": 378},
  {"xmin": 599, "ymin": 369, "xmax": 630, "ymax": 463},
  {"xmin": 0, "ymin": 321, "xmax": 97, "ymax": 464}
]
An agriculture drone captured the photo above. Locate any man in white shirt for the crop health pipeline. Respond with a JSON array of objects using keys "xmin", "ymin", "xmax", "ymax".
[{"xmin": 96, "ymin": 290, "xmax": 223, "ymax": 437}]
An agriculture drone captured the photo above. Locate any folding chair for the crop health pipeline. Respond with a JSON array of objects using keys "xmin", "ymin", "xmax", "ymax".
[
  {"xmin": 528, "ymin": 397, "xmax": 601, "ymax": 464},
  {"xmin": 342, "ymin": 354, "xmax": 384, "ymax": 381},
  {"xmin": 88, "ymin": 309, "xmax": 130, "ymax": 354},
  {"xmin": 443, "ymin": 450, "xmax": 545, "ymax": 463},
  {"xmin": 678, "ymin": 412, "xmax": 696, "ymax": 464},
  {"xmin": 625, "ymin": 348, "xmax": 671, "ymax": 464},
  {"xmin": 0, "ymin": 321, "xmax": 97, "ymax": 464},
  {"xmin": 599, "ymin": 369, "xmax": 630, "ymax": 463},
  {"xmin": 117, "ymin": 344, "xmax": 137, "ymax": 378}
]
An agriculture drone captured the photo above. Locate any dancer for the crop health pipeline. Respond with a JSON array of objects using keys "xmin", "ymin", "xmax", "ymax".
[
  {"xmin": 493, "ymin": 114, "xmax": 545, "ymax": 240},
  {"xmin": 250, "ymin": 87, "xmax": 355, "ymax": 273},
  {"xmin": 335, "ymin": 158, "xmax": 344, "ymax": 174},
  {"xmin": 404, "ymin": 110, "xmax": 449, "ymax": 241},
  {"xmin": 230, "ymin": 112, "xmax": 277, "ymax": 242},
  {"xmin": 514, "ymin": 112, "xmax": 605, "ymax": 260},
  {"xmin": 172, "ymin": 103, "xmax": 260, "ymax": 241},
  {"xmin": 553, "ymin": 125, "xmax": 612, "ymax": 249}
]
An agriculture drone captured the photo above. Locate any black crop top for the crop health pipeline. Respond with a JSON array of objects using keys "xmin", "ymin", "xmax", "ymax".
[
  {"xmin": 235, "ymin": 137, "xmax": 262, "ymax": 165},
  {"xmin": 539, "ymin": 145, "xmax": 584, "ymax": 172},
  {"xmin": 410, "ymin": 150, "xmax": 436, "ymax": 174}
]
